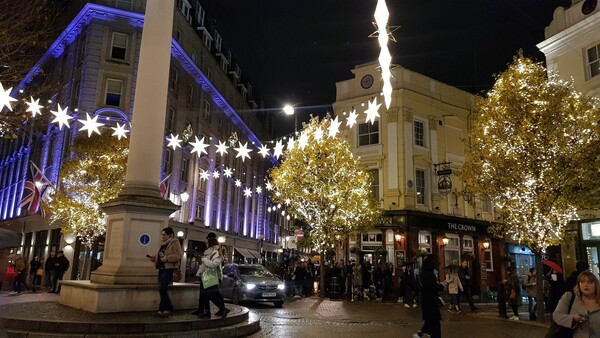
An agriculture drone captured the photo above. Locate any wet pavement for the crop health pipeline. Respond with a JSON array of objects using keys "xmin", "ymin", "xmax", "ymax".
[{"xmin": 0, "ymin": 290, "xmax": 550, "ymax": 337}]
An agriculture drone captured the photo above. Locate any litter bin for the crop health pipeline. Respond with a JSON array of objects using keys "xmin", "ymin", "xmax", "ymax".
[{"xmin": 330, "ymin": 277, "xmax": 341, "ymax": 300}]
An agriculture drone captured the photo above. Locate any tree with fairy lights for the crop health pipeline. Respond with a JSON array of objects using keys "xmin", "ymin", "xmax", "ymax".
[
  {"xmin": 46, "ymin": 131, "xmax": 129, "ymax": 243},
  {"xmin": 462, "ymin": 54, "xmax": 600, "ymax": 322},
  {"xmin": 269, "ymin": 116, "xmax": 381, "ymax": 297}
]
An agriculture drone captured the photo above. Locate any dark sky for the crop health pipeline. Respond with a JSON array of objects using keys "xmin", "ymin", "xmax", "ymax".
[{"xmin": 200, "ymin": 0, "xmax": 571, "ymax": 136}]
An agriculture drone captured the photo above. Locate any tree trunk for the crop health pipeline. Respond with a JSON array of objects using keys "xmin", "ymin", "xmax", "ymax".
[
  {"xmin": 535, "ymin": 253, "xmax": 546, "ymax": 323},
  {"xmin": 320, "ymin": 249, "xmax": 325, "ymax": 298}
]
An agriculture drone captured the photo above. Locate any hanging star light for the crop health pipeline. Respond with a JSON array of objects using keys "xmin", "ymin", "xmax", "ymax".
[
  {"xmin": 273, "ymin": 140, "xmax": 284, "ymax": 159},
  {"xmin": 265, "ymin": 182, "xmax": 273, "ymax": 191},
  {"xmin": 286, "ymin": 136, "xmax": 295, "ymax": 151},
  {"xmin": 199, "ymin": 169, "xmax": 209, "ymax": 181},
  {"xmin": 328, "ymin": 116, "xmax": 342, "ymax": 138},
  {"xmin": 0, "ymin": 83, "xmax": 17, "ymax": 112},
  {"xmin": 314, "ymin": 126, "xmax": 324, "ymax": 142},
  {"xmin": 50, "ymin": 104, "xmax": 73, "ymax": 130},
  {"xmin": 373, "ymin": 0, "xmax": 394, "ymax": 109},
  {"xmin": 234, "ymin": 141, "xmax": 252, "ymax": 162},
  {"xmin": 26, "ymin": 97, "xmax": 43, "ymax": 117},
  {"xmin": 346, "ymin": 109, "xmax": 358, "ymax": 128},
  {"xmin": 78, "ymin": 113, "xmax": 104, "ymax": 137},
  {"xmin": 166, "ymin": 133, "xmax": 182, "ymax": 150},
  {"xmin": 190, "ymin": 136, "xmax": 209, "ymax": 155},
  {"xmin": 212, "ymin": 171, "xmax": 220, "ymax": 179},
  {"xmin": 364, "ymin": 98, "xmax": 381, "ymax": 124},
  {"xmin": 235, "ymin": 179, "xmax": 242, "ymax": 187},
  {"xmin": 258, "ymin": 144, "xmax": 270, "ymax": 158},
  {"xmin": 243, "ymin": 187, "xmax": 252, "ymax": 197},
  {"xmin": 215, "ymin": 140, "xmax": 228, "ymax": 156},
  {"xmin": 297, "ymin": 131, "xmax": 309, "ymax": 150},
  {"xmin": 256, "ymin": 186, "xmax": 262, "ymax": 194},
  {"xmin": 223, "ymin": 167, "xmax": 233, "ymax": 178},
  {"xmin": 111, "ymin": 122, "xmax": 129, "ymax": 140}
]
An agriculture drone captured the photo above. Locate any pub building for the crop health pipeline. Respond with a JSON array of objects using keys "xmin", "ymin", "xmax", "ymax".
[{"xmin": 350, "ymin": 211, "xmax": 505, "ymax": 299}]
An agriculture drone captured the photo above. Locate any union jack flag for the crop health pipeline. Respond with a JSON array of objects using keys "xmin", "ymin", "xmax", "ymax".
[
  {"xmin": 18, "ymin": 163, "xmax": 49, "ymax": 216},
  {"xmin": 158, "ymin": 173, "xmax": 171, "ymax": 200}
]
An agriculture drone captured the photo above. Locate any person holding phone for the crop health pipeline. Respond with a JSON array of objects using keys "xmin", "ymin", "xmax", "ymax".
[
  {"xmin": 552, "ymin": 271, "xmax": 600, "ymax": 337},
  {"xmin": 147, "ymin": 227, "xmax": 183, "ymax": 317}
]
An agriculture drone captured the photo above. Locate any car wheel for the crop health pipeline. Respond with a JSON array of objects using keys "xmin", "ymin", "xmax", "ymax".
[
  {"xmin": 232, "ymin": 289, "xmax": 242, "ymax": 305},
  {"xmin": 273, "ymin": 301, "xmax": 284, "ymax": 308}
]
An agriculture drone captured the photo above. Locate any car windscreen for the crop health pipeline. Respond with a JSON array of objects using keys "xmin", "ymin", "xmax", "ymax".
[{"xmin": 238, "ymin": 267, "xmax": 277, "ymax": 278}]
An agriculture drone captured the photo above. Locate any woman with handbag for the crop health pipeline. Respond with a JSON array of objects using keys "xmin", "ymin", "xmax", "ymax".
[
  {"xmin": 147, "ymin": 227, "xmax": 183, "ymax": 317},
  {"xmin": 507, "ymin": 267, "xmax": 522, "ymax": 321},
  {"xmin": 444, "ymin": 266, "xmax": 463, "ymax": 313},
  {"xmin": 192, "ymin": 234, "xmax": 229, "ymax": 319},
  {"xmin": 550, "ymin": 271, "xmax": 600, "ymax": 338}
]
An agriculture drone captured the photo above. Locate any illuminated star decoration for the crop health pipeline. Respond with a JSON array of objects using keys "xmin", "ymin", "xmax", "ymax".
[
  {"xmin": 212, "ymin": 171, "xmax": 220, "ymax": 179},
  {"xmin": 215, "ymin": 140, "xmax": 228, "ymax": 156},
  {"xmin": 328, "ymin": 116, "xmax": 341, "ymax": 138},
  {"xmin": 272, "ymin": 140, "xmax": 284, "ymax": 159},
  {"xmin": 286, "ymin": 137, "xmax": 295, "ymax": 151},
  {"xmin": 243, "ymin": 187, "xmax": 252, "ymax": 197},
  {"xmin": 265, "ymin": 181, "xmax": 273, "ymax": 191},
  {"xmin": 111, "ymin": 123, "xmax": 129, "ymax": 140},
  {"xmin": 26, "ymin": 97, "xmax": 43, "ymax": 117},
  {"xmin": 166, "ymin": 133, "xmax": 182, "ymax": 150},
  {"xmin": 297, "ymin": 131, "xmax": 309, "ymax": 150},
  {"xmin": 346, "ymin": 109, "xmax": 358, "ymax": 128},
  {"xmin": 314, "ymin": 126, "xmax": 324, "ymax": 142},
  {"xmin": 0, "ymin": 83, "xmax": 17, "ymax": 112},
  {"xmin": 199, "ymin": 169, "xmax": 209, "ymax": 180},
  {"xmin": 258, "ymin": 144, "xmax": 270, "ymax": 158},
  {"xmin": 234, "ymin": 141, "xmax": 252, "ymax": 162},
  {"xmin": 364, "ymin": 98, "xmax": 381, "ymax": 125},
  {"xmin": 190, "ymin": 136, "xmax": 209, "ymax": 156},
  {"xmin": 256, "ymin": 186, "xmax": 262, "ymax": 194},
  {"xmin": 235, "ymin": 179, "xmax": 242, "ymax": 187},
  {"xmin": 372, "ymin": 0, "xmax": 395, "ymax": 109},
  {"xmin": 50, "ymin": 104, "xmax": 73, "ymax": 130},
  {"xmin": 78, "ymin": 113, "xmax": 104, "ymax": 137},
  {"xmin": 223, "ymin": 167, "xmax": 233, "ymax": 178}
]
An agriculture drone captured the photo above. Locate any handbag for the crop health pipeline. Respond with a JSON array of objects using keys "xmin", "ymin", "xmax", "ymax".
[
  {"xmin": 36, "ymin": 268, "xmax": 44, "ymax": 276},
  {"xmin": 202, "ymin": 267, "xmax": 221, "ymax": 288},
  {"xmin": 509, "ymin": 289, "xmax": 517, "ymax": 301},
  {"xmin": 545, "ymin": 292, "xmax": 575, "ymax": 338},
  {"xmin": 172, "ymin": 268, "xmax": 181, "ymax": 283}
]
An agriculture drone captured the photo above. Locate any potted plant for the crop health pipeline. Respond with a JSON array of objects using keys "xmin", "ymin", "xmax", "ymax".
[
  {"xmin": 461, "ymin": 252, "xmax": 475, "ymax": 262},
  {"xmin": 414, "ymin": 248, "xmax": 429, "ymax": 258},
  {"xmin": 350, "ymin": 246, "xmax": 362, "ymax": 255}
]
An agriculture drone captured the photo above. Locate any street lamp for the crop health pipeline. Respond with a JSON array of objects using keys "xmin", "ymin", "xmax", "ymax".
[{"xmin": 283, "ymin": 104, "xmax": 297, "ymax": 133}]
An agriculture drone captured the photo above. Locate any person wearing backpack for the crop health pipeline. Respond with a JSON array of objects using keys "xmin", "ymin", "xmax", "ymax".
[{"xmin": 524, "ymin": 268, "xmax": 537, "ymax": 320}]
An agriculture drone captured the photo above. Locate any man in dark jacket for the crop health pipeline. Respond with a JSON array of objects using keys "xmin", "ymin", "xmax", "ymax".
[
  {"xmin": 414, "ymin": 256, "xmax": 444, "ymax": 338},
  {"xmin": 458, "ymin": 260, "xmax": 478, "ymax": 311},
  {"xmin": 28, "ymin": 256, "xmax": 42, "ymax": 292},
  {"xmin": 51, "ymin": 250, "xmax": 69, "ymax": 294},
  {"xmin": 44, "ymin": 251, "xmax": 56, "ymax": 292},
  {"xmin": 564, "ymin": 260, "xmax": 589, "ymax": 294}
]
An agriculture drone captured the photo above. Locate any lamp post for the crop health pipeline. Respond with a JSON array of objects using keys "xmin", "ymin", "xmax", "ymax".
[
  {"xmin": 179, "ymin": 190, "xmax": 189, "ymax": 223},
  {"xmin": 283, "ymin": 104, "xmax": 296, "ymax": 133}
]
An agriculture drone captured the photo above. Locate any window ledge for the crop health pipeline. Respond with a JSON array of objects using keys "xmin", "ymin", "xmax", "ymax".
[{"xmin": 106, "ymin": 58, "xmax": 131, "ymax": 66}]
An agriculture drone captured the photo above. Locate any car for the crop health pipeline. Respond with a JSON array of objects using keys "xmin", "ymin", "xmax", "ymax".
[{"xmin": 220, "ymin": 263, "xmax": 286, "ymax": 308}]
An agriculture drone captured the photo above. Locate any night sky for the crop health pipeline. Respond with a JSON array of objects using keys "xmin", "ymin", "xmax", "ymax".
[{"xmin": 200, "ymin": 0, "xmax": 572, "ymax": 136}]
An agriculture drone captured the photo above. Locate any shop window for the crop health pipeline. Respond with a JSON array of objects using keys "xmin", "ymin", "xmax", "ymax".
[
  {"xmin": 444, "ymin": 233, "xmax": 460, "ymax": 267},
  {"xmin": 483, "ymin": 238, "xmax": 493, "ymax": 271},
  {"xmin": 418, "ymin": 231, "xmax": 432, "ymax": 253}
]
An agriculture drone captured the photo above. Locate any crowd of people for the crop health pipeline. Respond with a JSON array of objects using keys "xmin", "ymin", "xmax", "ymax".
[{"xmin": 1, "ymin": 250, "xmax": 69, "ymax": 295}]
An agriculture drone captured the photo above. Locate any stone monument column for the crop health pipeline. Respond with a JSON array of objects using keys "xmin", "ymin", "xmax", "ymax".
[{"xmin": 89, "ymin": 0, "xmax": 178, "ymax": 285}]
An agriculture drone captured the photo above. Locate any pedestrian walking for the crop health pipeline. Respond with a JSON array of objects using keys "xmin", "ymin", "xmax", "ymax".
[
  {"xmin": 524, "ymin": 268, "xmax": 537, "ymax": 320},
  {"xmin": 51, "ymin": 250, "xmax": 69, "ymax": 294},
  {"xmin": 192, "ymin": 233, "xmax": 229, "ymax": 319},
  {"xmin": 413, "ymin": 256, "xmax": 444, "ymax": 338},
  {"xmin": 28, "ymin": 256, "xmax": 42, "ymax": 293},
  {"xmin": 507, "ymin": 267, "xmax": 521, "ymax": 320},
  {"xmin": 401, "ymin": 267, "xmax": 416, "ymax": 308},
  {"xmin": 444, "ymin": 265, "xmax": 463, "ymax": 313},
  {"xmin": 458, "ymin": 260, "xmax": 478, "ymax": 312},
  {"xmin": 551, "ymin": 271, "xmax": 600, "ymax": 338},
  {"xmin": 10, "ymin": 254, "xmax": 27, "ymax": 295},
  {"xmin": 353, "ymin": 262, "xmax": 363, "ymax": 301},
  {"xmin": 382, "ymin": 262, "xmax": 395, "ymax": 302},
  {"xmin": 148, "ymin": 227, "xmax": 183, "ymax": 317},
  {"xmin": 44, "ymin": 251, "xmax": 56, "ymax": 292}
]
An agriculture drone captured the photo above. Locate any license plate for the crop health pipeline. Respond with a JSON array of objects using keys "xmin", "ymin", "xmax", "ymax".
[{"xmin": 262, "ymin": 292, "xmax": 276, "ymax": 297}]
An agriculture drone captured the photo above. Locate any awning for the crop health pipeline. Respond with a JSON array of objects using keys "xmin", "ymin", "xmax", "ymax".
[
  {"xmin": 235, "ymin": 248, "xmax": 254, "ymax": 259},
  {"xmin": 246, "ymin": 249, "xmax": 262, "ymax": 259}
]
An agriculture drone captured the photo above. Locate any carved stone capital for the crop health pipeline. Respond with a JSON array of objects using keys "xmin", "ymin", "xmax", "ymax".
[
  {"xmin": 428, "ymin": 115, "xmax": 438, "ymax": 131},
  {"xmin": 403, "ymin": 108, "xmax": 413, "ymax": 122},
  {"xmin": 387, "ymin": 108, "xmax": 399, "ymax": 122}
]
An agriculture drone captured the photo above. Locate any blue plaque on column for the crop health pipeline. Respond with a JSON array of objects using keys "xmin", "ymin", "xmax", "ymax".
[{"xmin": 140, "ymin": 233, "xmax": 151, "ymax": 246}]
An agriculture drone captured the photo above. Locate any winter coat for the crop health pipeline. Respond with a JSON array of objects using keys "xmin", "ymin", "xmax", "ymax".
[
  {"xmin": 54, "ymin": 255, "xmax": 70, "ymax": 273},
  {"xmin": 420, "ymin": 258, "xmax": 444, "ymax": 321},
  {"xmin": 507, "ymin": 271, "xmax": 522, "ymax": 306},
  {"xmin": 196, "ymin": 245, "xmax": 223, "ymax": 276},
  {"xmin": 153, "ymin": 237, "xmax": 183, "ymax": 270},
  {"xmin": 553, "ymin": 292, "xmax": 600, "ymax": 338},
  {"xmin": 445, "ymin": 272, "xmax": 463, "ymax": 295},
  {"xmin": 525, "ymin": 272, "xmax": 537, "ymax": 297}
]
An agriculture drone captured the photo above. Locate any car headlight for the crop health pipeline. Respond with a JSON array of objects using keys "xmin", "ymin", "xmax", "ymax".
[
  {"xmin": 245, "ymin": 283, "xmax": 256, "ymax": 290},
  {"xmin": 277, "ymin": 284, "xmax": 285, "ymax": 290}
]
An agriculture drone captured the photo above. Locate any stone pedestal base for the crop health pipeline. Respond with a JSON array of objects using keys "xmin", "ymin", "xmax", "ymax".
[{"xmin": 59, "ymin": 280, "xmax": 199, "ymax": 313}]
